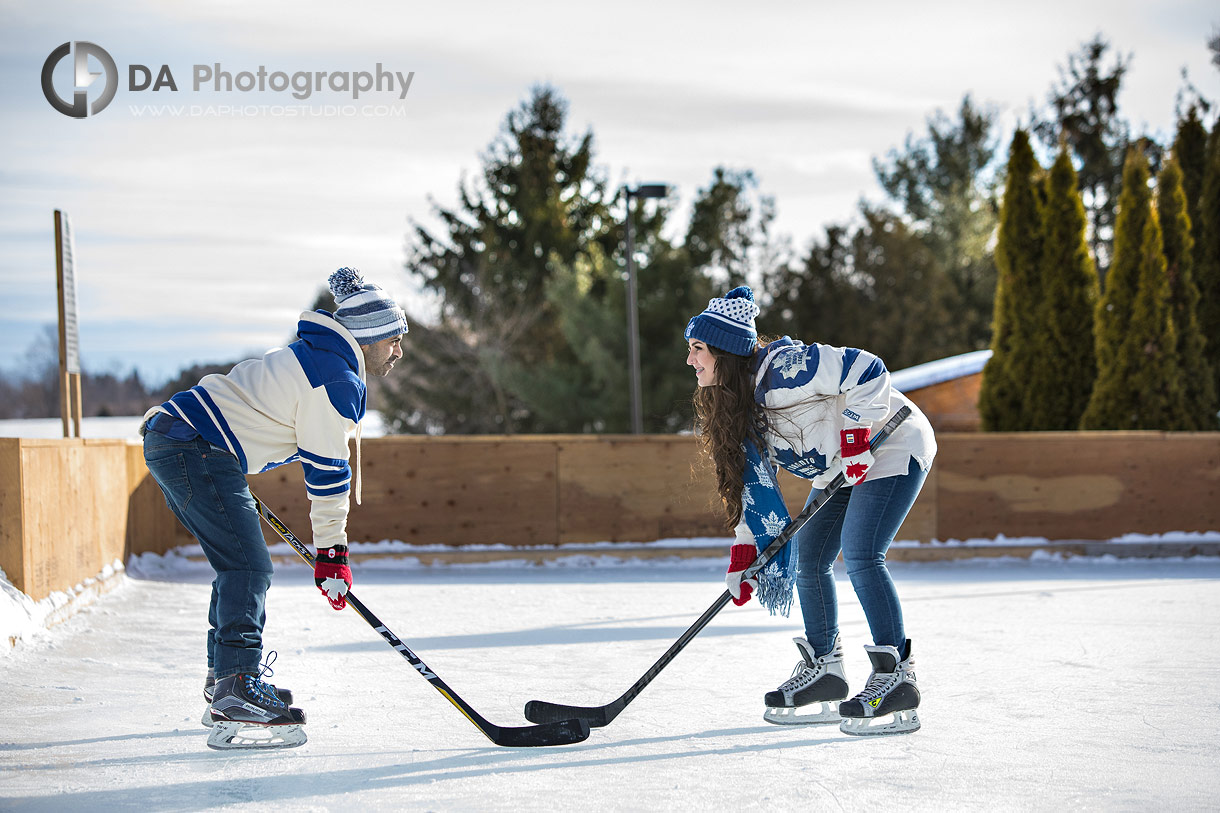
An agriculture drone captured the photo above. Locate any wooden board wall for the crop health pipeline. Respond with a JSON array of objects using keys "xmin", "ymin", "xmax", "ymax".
[
  {"xmin": 0, "ymin": 439, "xmax": 25, "ymax": 593},
  {"xmin": 1, "ymin": 439, "xmax": 131, "ymax": 600},
  {"xmin": 7, "ymin": 431, "xmax": 1219, "ymax": 604},
  {"xmin": 935, "ymin": 431, "xmax": 1220, "ymax": 539}
]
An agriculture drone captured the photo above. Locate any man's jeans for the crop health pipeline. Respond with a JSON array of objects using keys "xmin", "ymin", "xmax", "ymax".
[
  {"xmin": 143, "ymin": 429, "xmax": 271, "ymax": 677},
  {"xmin": 794, "ymin": 457, "xmax": 928, "ymax": 657}
]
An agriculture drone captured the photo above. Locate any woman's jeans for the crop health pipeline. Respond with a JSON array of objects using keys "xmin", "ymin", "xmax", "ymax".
[
  {"xmin": 143, "ymin": 429, "xmax": 272, "ymax": 678},
  {"xmin": 794, "ymin": 457, "xmax": 928, "ymax": 657}
]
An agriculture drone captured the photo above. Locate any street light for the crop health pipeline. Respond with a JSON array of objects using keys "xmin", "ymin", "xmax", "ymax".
[{"xmin": 624, "ymin": 183, "xmax": 669, "ymax": 434}]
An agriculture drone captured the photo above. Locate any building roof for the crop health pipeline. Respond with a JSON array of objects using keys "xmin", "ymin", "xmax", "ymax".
[{"xmin": 891, "ymin": 349, "xmax": 992, "ymax": 393}]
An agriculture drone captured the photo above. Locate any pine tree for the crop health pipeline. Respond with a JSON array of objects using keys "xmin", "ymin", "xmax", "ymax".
[
  {"xmin": 874, "ymin": 95, "xmax": 1000, "ymax": 352},
  {"xmin": 1033, "ymin": 36, "xmax": 1132, "ymax": 284},
  {"xmin": 388, "ymin": 86, "xmax": 615, "ymax": 433},
  {"xmin": 1158, "ymin": 158, "xmax": 1217, "ymax": 429},
  {"xmin": 1173, "ymin": 106, "xmax": 1209, "ymax": 270},
  {"xmin": 1082, "ymin": 149, "xmax": 1153, "ymax": 430},
  {"xmin": 979, "ymin": 130, "xmax": 1043, "ymax": 431},
  {"xmin": 1197, "ymin": 125, "xmax": 1220, "ymax": 422},
  {"xmin": 1085, "ymin": 209, "xmax": 1187, "ymax": 428},
  {"xmin": 1027, "ymin": 147, "xmax": 1097, "ymax": 429}
]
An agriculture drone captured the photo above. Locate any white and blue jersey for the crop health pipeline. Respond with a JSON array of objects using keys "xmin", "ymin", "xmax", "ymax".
[
  {"xmin": 750, "ymin": 337, "xmax": 935, "ymax": 486},
  {"xmin": 144, "ymin": 310, "xmax": 368, "ymax": 548},
  {"xmin": 733, "ymin": 337, "xmax": 937, "ymax": 563}
]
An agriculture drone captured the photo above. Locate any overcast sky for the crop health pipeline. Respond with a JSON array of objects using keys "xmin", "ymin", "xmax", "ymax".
[{"xmin": 1, "ymin": 1, "xmax": 1217, "ymax": 385}]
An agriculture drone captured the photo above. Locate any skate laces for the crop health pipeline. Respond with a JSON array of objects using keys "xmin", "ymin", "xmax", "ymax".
[
  {"xmin": 779, "ymin": 658, "xmax": 823, "ymax": 692},
  {"xmin": 244, "ymin": 651, "xmax": 285, "ymax": 708},
  {"xmin": 854, "ymin": 658, "xmax": 913, "ymax": 703}
]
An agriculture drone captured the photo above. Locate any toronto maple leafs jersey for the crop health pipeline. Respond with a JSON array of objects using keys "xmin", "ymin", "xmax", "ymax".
[
  {"xmin": 732, "ymin": 337, "xmax": 937, "ymax": 550},
  {"xmin": 751, "ymin": 336, "xmax": 935, "ymax": 486}
]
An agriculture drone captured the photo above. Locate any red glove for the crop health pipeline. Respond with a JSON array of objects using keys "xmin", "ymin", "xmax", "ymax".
[
  {"xmin": 725, "ymin": 543, "xmax": 759, "ymax": 607},
  {"xmin": 840, "ymin": 426, "xmax": 874, "ymax": 485},
  {"xmin": 314, "ymin": 545, "xmax": 352, "ymax": 611}
]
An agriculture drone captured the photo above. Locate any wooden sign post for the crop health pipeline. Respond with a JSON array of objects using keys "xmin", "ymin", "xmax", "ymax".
[{"xmin": 54, "ymin": 210, "xmax": 83, "ymax": 439}]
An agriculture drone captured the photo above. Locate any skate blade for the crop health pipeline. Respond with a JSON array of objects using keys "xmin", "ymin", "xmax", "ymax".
[
  {"xmin": 763, "ymin": 701, "xmax": 841, "ymax": 725},
  {"xmin": 206, "ymin": 720, "xmax": 307, "ymax": 750},
  {"xmin": 839, "ymin": 708, "xmax": 920, "ymax": 736},
  {"xmin": 201, "ymin": 707, "xmax": 216, "ymax": 729}
]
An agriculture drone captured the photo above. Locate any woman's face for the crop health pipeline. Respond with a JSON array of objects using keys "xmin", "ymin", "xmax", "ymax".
[{"xmin": 686, "ymin": 340, "xmax": 718, "ymax": 387}]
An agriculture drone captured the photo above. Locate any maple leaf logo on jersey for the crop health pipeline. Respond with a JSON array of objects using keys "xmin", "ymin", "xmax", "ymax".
[{"xmin": 777, "ymin": 348, "xmax": 809, "ymax": 380}]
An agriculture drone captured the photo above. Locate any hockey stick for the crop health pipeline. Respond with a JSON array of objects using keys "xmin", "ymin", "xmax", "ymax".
[
  {"xmin": 524, "ymin": 405, "xmax": 912, "ymax": 728},
  {"xmin": 253, "ymin": 495, "xmax": 590, "ymax": 747}
]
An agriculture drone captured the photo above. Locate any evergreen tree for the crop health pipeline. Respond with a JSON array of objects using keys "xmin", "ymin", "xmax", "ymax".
[
  {"xmin": 685, "ymin": 168, "xmax": 779, "ymax": 292},
  {"xmin": 1173, "ymin": 106, "xmax": 1209, "ymax": 270},
  {"xmin": 1027, "ymin": 147, "xmax": 1098, "ymax": 429},
  {"xmin": 1033, "ymin": 35, "xmax": 1132, "ymax": 284},
  {"xmin": 874, "ymin": 95, "xmax": 1000, "ymax": 351},
  {"xmin": 1196, "ymin": 125, "xmax": 1220, "ymax": 420},
  {"xmin": 979, "ymin": 130, "xmax": 1044, "ymax": 431},
  {"xmin": 387, "ymin": 86, "xmax": 615, "ymax": 433},
  {"xmin": 1158, "ymin": 158, "xmax": 1217, "ymax": 429},
  {"xmin": 1084, "ymin": 148, "xmax": 1153, "ymax": 417},
  {"xmin": 1082, "ymin": 209, "xmax": 1187, "ymax": 428}
]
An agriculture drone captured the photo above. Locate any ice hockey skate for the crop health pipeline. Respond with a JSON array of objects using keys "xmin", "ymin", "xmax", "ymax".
[
  {"xmin": 206, "ymin": 672, "xmax": 307, "ymax": 750},
  {"xmin": 201, "ymin": 666, "xmax": 295, "ymax": 727},
  {"xmin": 838, "ymin": 640, "xmax": 920, "ymax": 736},
  {"xmin": 763, "ymin": 635, "xmax": 848, "ymax": 725}
]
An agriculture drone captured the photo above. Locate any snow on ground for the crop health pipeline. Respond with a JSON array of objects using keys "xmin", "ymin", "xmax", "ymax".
[{"xmin": 1, "ymin": 551, "xmax": 1218, "ymax": 811}]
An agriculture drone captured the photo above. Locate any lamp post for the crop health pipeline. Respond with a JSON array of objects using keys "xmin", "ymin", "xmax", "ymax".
[{"xmin": 624, "ymin": 183, "xmax": 669, "ymax": 434}]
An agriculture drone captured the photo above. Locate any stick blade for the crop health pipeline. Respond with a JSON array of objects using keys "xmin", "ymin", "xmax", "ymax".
[
  {"xmin": 491, "ymin": 717, "xmax": 591, "ymax": 747},
  {"xmin": 524, "ymin": 700, "xmax": 613, "ymax": 728}
]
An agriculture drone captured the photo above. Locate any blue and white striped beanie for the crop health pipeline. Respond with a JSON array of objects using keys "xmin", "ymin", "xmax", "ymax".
[
  {"xmin": 684, "ymin": 286, "xmax": 759, "ymax": 356},
  {"xmin": 328, "ymin": 268, "xmax": 408, "ymax": 345}
]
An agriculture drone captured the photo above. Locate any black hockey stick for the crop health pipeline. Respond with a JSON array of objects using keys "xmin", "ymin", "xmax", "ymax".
[
  {"xmin": 524, "ymin": 405, "xmax": 912, "ymax": 728},
  {"xmin": 253, "ymin": 495, "xmax": 590, "ymax": 747}
]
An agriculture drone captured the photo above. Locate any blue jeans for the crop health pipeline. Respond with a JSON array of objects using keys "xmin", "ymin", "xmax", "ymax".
[
  {"xmin": 794, "ymin": 457, "xmax": 928, "ymax": 657},
  {"xmin": 143, "ymin": 428, "xmax": 272, "ymax": 678}
]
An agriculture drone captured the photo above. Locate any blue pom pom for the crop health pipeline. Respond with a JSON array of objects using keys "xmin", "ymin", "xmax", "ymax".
[
  {"xmin": 328, "ymin": 267, "xmax": 365, "ymax": 297},
  {"xmin": 724, "ymin": 285, "xmax": 754, "ymax": 302}
]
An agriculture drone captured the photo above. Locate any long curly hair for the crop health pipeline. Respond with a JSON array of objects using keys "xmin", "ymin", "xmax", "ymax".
[{"xmin": 692, "ymin": 341, "xmax": 766, "ymax": 529}]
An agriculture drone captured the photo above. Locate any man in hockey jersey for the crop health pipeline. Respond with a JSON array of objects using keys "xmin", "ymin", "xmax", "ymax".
[
  {"xmin": 684, "ymin": 286, "xmax": 935, "ymax": 736},
  {"xmin": 141, "ymin": 268, "xmax": 406, "ymax": 750}
]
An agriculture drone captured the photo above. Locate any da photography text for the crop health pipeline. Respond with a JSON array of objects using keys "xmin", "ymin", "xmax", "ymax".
[{"xmin": 42, "ymin": 41, "xmax": 414, "ymax": 118}]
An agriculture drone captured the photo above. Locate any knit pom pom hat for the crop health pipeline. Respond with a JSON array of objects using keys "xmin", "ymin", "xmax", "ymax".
[
  {"xmin": 684, "ymin": 285, "xmax": 759, "ymax": 356},
  {"xmin": 328, "ymin": 268, "xmax": 408, "ymax": 345}
]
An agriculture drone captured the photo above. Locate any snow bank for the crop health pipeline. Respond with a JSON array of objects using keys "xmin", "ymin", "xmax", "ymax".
[{"xmin": 0, "ymin": 560, "xmax": 125, "ymax": 656}]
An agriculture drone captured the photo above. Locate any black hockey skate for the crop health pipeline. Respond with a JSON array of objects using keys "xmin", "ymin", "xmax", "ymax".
[
  {"xmin": 763, "ymin": 635, "xmax": 848, "ymax": 725},
  {"xmin": 201, "ymin": 665, "xmax": 294, "ymax": 728},
  {"xmin": 207, "ymin": 672, "xmax": 307, "ymax": 750},
  {"xmin": 838, "ymin": 639, "xmax": 920, "ymax": 736}
]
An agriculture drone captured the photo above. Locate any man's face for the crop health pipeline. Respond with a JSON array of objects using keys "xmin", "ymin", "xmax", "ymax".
[{"xmin": 362, "ymin": 334, "xmax": 403, "ymax": 377}]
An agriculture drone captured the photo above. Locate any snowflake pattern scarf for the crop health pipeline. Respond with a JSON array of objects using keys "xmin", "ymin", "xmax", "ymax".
[{"xmin": 740, "ymin": 438, "xmax": 797, "ymax": 616}]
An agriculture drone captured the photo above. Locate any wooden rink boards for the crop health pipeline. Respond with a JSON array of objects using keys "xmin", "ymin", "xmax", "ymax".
[{"xmin": 3, "ymin": 432, "xmax": 1219, "ymax": 601}]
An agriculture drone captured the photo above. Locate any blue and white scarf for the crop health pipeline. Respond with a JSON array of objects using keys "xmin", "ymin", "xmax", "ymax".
[{"xmin": 740, "ymin": 439, "xmax": 797, "ymax": 616}]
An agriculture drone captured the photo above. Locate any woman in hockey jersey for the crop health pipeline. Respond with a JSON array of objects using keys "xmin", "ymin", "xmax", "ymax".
[
  {"xmin": 140, "ymin": 268, "xmax": 407, "ymax": 750},
  {"xmin": 684, "ymin": 285, "xmax": 935, "ymax": 736}
]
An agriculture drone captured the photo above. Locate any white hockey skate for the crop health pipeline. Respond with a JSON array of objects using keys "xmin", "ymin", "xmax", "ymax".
[
  {"xmin": 838, "ymin": 640, "xmax": 920, "ymax": 736},
  {"xmin": 763, "ymin": 635, "xmax": 848, "ymax": 725},
  {"xmin": 206, "ymin": 673, "xmax": 307, "ymax": 750}
]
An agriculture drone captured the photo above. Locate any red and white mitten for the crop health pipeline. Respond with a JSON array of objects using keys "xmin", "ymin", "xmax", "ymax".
[
  {"xmin": 725, "ymin": 543, "xmax": 759, "ymax": 607},
  {"xmin": 840, "ymin": 426, "xmax": 874, "ymax": 485},
  {"xmin": 314, "ymin": 545, "xmax": 352, "ymax": 611}
]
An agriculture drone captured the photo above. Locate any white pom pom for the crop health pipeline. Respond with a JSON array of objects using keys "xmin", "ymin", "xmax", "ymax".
[{"xmin": 328, "ymin": 267, "xmax": 365, "ymax": 297}]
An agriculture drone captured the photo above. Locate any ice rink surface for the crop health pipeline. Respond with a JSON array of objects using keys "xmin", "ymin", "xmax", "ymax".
[{"xmin": 2, "ymin": 554, "xmax": 1218, "ymax": 811}]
